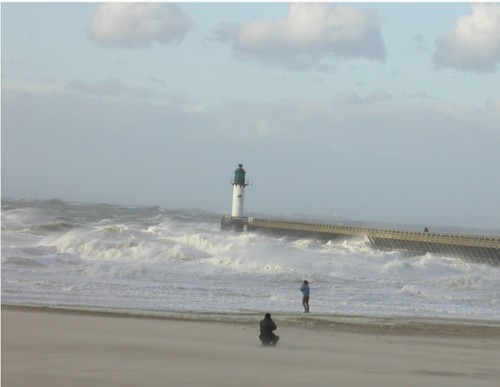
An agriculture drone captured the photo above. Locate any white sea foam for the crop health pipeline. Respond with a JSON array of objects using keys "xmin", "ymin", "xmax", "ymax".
[{"xmin": 2, "ymin": 198, "xmax": 499, "ymax": 320}]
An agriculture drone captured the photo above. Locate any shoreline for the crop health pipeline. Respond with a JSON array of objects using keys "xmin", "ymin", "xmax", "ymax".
[
  {"xmin": 3, "ymin": 304, "xmax": 500, "ymax": 387},
  {"xmin": 3, "ymin": 303, "xmax": 499, "ymax": 337}
]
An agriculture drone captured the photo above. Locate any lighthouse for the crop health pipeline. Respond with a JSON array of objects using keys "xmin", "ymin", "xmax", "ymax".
[{"xmin": 231, "ymin": 164, "xmax": 248, "ymax": 218}]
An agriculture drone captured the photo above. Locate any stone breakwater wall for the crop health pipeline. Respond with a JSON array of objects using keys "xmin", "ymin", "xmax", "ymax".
[{"xmin": 221, "ymin": 216, "xmax": 500, "ymax": 266}]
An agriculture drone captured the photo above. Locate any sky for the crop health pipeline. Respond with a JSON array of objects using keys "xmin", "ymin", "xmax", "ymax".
[{"xmin": 2, "ymin": 2, "xmax": 500, "ymax": 230}]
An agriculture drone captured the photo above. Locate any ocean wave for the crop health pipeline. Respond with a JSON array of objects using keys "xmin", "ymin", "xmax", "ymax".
[
  {"xmin": 379, "ymin": 257, "xmax": 415, "ymax": 274},
  {"xmin": 2, "ymin": 255, "xmax": 48, "ymax": 268},
  {"xmin": 3, "ymin": 198, "xmax": 500, "ymax": 320},
  {"xmin": 442, "ymin": 276, "xmax": 481, "ymax": 290},
  {"xmin": 26, "ymin": 221, "xmax": 76, "ymax": 233}
]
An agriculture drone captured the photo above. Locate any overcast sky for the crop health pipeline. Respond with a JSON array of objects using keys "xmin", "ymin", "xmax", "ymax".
[{"xmin": 2, "ymin": 2, "xmax": 500, "ymax": 230}]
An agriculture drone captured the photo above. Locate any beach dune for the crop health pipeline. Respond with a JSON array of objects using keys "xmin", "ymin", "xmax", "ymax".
[{"xmin": 2, "ymin": 306, "xmax": 499, "ymax": 387}]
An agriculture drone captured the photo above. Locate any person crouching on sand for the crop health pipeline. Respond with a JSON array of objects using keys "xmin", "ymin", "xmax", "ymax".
[
  {"xmin": 259, "ymin": 313, "xmax": 279, "ymax": 346},
  {"xmin": 300, "ymin": 280, "xmax": 310, "ymax": 313}
]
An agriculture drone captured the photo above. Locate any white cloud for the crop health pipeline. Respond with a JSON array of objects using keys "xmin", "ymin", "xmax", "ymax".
[
  {"xmin": 67, "ymin": 77, "xmax": 132, "ymax": 97},
  {"xmin": 88, "ymin": 3, "xmax": 192, "ymax": 48},
  {"xmin": 214, "ymin": 3, "xmax": 385, "ymax": 70},
  {"xmin": 64, "ymin": 78, "xmax": 205, "ymax": 113},
  {"xmin": 330, "ymin": 90, "xmax": 392, "ymax": 105},
  {"xmin": 366, "ymin": 89, "xmax": 393, "ymax": 103},
  {"xmin": 66, "ymin": 78, "xmax": 167, "ymax": 100},
  {"xmin": 1, "ymin": 80, "xmax": 65, "ymax": 94},
  {"xmin": 434, "ymin": 4, "xmax": 500, "ymax": 73},
  {"xmin": 493, "ymin": 97, "xmax": 500, "ymax": 112}
]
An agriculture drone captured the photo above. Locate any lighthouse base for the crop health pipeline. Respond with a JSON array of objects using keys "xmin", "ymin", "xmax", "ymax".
[{"xmin": 220, "ymin": 216, "xmax": 248, "ymax": 232}]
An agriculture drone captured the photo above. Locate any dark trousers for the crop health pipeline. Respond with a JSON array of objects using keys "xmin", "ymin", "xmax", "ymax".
[{"xmin": 260, "ymin": 334, "xmax": 279, "ymax": 346}]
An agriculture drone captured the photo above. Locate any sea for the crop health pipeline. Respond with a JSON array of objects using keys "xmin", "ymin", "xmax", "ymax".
[{"xmin": 2, "ymin": 198, "xmax": 499, "ymax": 321}]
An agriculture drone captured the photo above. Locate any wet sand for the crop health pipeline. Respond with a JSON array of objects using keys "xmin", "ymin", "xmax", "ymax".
[{"xmin": 2, "ymin": 305, "xmax": 499, "ymax": 387}]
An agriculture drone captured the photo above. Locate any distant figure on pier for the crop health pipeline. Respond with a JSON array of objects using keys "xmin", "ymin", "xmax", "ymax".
[
  {"xmin": 259, "ymin": 313, "xmax": 279, "ymax": 346},
  {"xmin": 300, "ymin": 280, "xmax": 310, "ymax": 313}
]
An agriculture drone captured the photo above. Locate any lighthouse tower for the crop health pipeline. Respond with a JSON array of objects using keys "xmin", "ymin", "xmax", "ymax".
[{"xmin": 231, "ymin": 164, "xmax": 248, "ymax": 218}]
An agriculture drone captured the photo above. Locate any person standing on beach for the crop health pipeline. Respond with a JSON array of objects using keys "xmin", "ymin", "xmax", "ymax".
[
  {"xmin": 259, "ymin": 313, "xmax": 279, "ymax": 346},
  {"xmin": 300, "ymin": 280, "xmax": 310, "ymax": 313}
]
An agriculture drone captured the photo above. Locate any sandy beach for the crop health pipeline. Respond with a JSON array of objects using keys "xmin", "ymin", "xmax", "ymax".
[{"xmin": 2, "ymin": 305, "xmax": 499, "ymax": 387}]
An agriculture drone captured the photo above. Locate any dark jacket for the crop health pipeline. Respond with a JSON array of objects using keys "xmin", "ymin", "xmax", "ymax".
[{"xmin": 259, "ymin": 317, "xmax": 277, "ymax": 341}]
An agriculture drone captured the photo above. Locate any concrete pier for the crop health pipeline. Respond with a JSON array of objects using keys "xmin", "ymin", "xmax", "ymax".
[{"xmin": 221, "ymin": 216, "xmax": 500, "ymax": 266}]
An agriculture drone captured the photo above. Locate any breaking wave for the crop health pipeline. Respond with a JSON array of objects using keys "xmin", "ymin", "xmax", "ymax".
[{"xmin": 2, "ymin": 198, "xmax": 499, "ymax": 320}]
